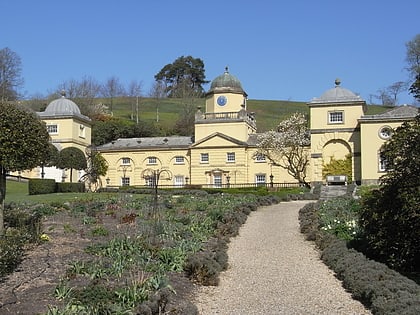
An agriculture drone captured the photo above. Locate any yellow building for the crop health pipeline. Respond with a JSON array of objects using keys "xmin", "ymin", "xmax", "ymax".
[
  {"xmin": 23, "ymin": 92, "xmax": 92, "ymax": 182},
  {"xmin": 29, "ymin": 72, "xmax": 417, "ymax": 188},
  {"xmin": 308, "ymin": 79, "xmax": 418, "ymax": 185},
  {"xmin": 98, "ymin": 68, "xmax": 298, "ymax": 188},
  {"xmin": 359, "ymin": 105, "xmax": 418, "ymax": 185}
]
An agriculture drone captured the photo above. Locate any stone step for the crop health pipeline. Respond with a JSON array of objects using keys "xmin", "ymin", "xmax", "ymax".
[{"xmin": 319, "ymin": 185, "xmax": 348, "ymax": 200}]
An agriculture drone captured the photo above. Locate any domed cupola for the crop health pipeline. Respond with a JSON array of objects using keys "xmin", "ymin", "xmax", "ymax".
[
  {"xmin": 39, "ymin": 91, "xmax": 90, "ymax": 122},
  {"xmin": 207, "ymin": 67, "xmax": 247, "ymax": 96},
  {"xmin": 44, "ymin": 91, "xmax": 82, "ymax": 115},
  {"xmin": 310, "ymin": 79, "xmax": 363, "ymax": 104}
]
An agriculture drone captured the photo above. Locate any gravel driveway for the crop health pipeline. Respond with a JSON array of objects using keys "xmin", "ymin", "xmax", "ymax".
[{"xmin": 193, "ymin": 200, "xmax": 371, "ymax": 315}]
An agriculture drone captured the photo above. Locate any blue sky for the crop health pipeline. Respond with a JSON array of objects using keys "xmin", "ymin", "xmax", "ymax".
[{"xmin": 1, "ymin": 0, "xmax": 419, "ymax": 104}]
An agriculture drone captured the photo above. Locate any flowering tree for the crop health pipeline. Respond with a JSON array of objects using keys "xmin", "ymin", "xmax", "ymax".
[{"xmin": 256, "ymin": 113, "xmax": 310, "ymax": 187}]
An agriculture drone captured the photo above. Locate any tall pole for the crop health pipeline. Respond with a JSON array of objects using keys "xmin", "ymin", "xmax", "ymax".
[{"xmin": 136, "ymin": 96, "xmax": 139, "ymax": 124}]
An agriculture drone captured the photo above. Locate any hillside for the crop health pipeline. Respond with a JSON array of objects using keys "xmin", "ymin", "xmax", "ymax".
[
  {"xmin": 103, "ymin": 97, "xmax": 393, "ymax": 133},
  {"xmin": 24, "ymin": 97, "xmax": 393, "ymax": 133}
]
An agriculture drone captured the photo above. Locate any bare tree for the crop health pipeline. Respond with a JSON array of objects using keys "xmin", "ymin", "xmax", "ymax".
[
  {"xmin": 127, "ymin": 80, "xmax": 143, "ymax": 123},
  {"xmin": 101, "ymin": 76, "xmax": 126, "ymax": 112},
  {"xmin": 56, "ymin": 76, "xmax": 102, "ymax": 118},
  {"xmin": 173, "ymin": 80, "xmax": 203, "ymax": 136},
  {"xmin": 375, "ymin": 88, "xmax": 394, "ymax": 106},
  {"xmin": 149, "ymin": 80, "xmax": 167, "ymax": 122},
  {"xmin": 387, "ymin": 81, "xmax": 409, "ymax": 105},
  {"xmin": 406, "ymin": 34, "xmax": 420, "ymax": 78},
  {"xmin": 0, "ymin": 47, "xmax": 24, "ymax": 101}
]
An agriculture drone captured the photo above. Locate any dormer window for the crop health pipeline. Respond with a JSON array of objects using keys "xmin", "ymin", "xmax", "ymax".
[{"xmin": 328, "ymin": 111, "xmax": 344, "ymax": 124}]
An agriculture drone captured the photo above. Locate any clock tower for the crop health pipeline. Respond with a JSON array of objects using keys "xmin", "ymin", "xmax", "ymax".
[{"xmin": 194, "ymin": 67, "xmax": 256, "ymax": 142}]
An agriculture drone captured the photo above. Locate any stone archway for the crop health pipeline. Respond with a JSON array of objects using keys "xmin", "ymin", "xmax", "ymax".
[
  {"xmin": 322, "ymin": 139, "xmax": 352, "ymax": 181},
  {"xmin": 322, "ymin": 139, "xmax": 351, "ymax": 162}
]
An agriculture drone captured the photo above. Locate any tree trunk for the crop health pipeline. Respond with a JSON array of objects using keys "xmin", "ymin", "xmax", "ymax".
[{"xmin": 0, "ymin": 166, "xmax": 6, "ymax": 236}]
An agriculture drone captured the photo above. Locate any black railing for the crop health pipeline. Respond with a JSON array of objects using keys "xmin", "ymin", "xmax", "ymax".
[{"xmin": 107, "ymin": 182, "xmax": 303, "ymax": 190}]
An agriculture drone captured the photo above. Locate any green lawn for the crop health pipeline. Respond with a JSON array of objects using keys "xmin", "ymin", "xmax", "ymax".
[
  {"xmin": 5, "ymin": 180, "xmax": 109, "ymax": 204},
  {"xmin": 106, "ymin": 97, "xmax": 392, "ymax": 132}
]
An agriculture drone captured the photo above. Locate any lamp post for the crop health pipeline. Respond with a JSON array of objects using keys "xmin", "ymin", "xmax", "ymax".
[
  {"xmin": 270, "ymin": 174, "xmax": 274, "ymax": 188},
  {"xmin": 226, "ymin": 175, "xmax": 231, "ymax": 188},
  {"xmin": 185, "ymin": 176, "xmax": 189, "ymax": 186},
  {"xmin": 106, "ymin": 177, "xmax": 110, "ymax": 186}
]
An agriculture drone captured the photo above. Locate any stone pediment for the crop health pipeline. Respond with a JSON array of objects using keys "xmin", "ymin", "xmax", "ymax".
[{"xmin": 191, "ymin": 132, "xmax": 248, "ymax": 148}]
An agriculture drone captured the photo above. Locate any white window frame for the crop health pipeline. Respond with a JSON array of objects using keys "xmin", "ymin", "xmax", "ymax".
[
  {"xmin": 200, "ymin": 153, "xmax": 209, "ymax": 163},
  {"xmin": 255, "ymin": 154, "xmax": 266, "ymax": 162},
  {"xmin": 378, "ymin": 153, "xmax": 387, "ymax": 172},
  {"xmin": 226, "ymin": 152, "xmax": 236, "ymax": 163},
  {"xmin": 79, "ymin": 124, "xmax": 86, "ymax": 138},
  {"xmin": 174, "ymin": 175, "xmax": 184, "ymax": 187},
  {"xmin": 148, "ymin": 156, "xmax": 157, "ymax": 165},
  {"xmin": 121, "ymin": 157, "xmax": 131, "ymax": 165},
  {"xmin": 328, "ymin": 111, "xmax": 344, "ymax": 124},
  {"xmin": 378, "ymin": 126, "xmax": 393, "ymax": 140},
  {"xmin": 213, "ymin": 174, "xmax": 222, "ymax": 188},
  {"xmin": 255, "ymin": 174, "xmax": 266, "ymax": 185},
  {"xmin": 121, "ymin": 177, "xmax": 130, "ymax": 186},
  {"xmin": 47, "ymin": 124, "xmax": 58, "ymax": 134},
  {"xmin": 175, "ymin": 156, "xmax": 185, "ymax": 164}
]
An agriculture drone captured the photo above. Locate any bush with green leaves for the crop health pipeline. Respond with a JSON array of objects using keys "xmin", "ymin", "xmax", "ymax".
[
  {"xmin": 28, "ymin": 178, "xmax": 56, "ymax": 195},
  {"xmin": 0, "ymin": 204, "xmax": 43, "ymax": 278},
  {"xmin": 299, "ymin": 201, "xmax": 420, "ymax": 315},
  {"xmin": 318, "ymin": 197, "xmax": 361, "ymax": 241},
  {"xmin": 359, "ymin": 115, "xmax": 420, "ymax": 272}
]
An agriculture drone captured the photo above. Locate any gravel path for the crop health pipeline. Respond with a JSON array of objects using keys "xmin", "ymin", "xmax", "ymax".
[{"xmin": 193, "ymin": 200, "xmax": 371, "ymax": 315}]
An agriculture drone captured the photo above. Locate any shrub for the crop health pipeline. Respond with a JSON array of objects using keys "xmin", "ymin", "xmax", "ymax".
[
  {"xmin": 56, "ymin": 182, "xmax": 85, "ymax": 193},
  {"xmin": 28, "ymin": 178, "xmax": 56, "ymax": 195},
  {"xmin": 0, "ymin": 204, "xmax": 43, "ymax": 278},
  {"xmin": 318, "ymin": 197, "xmax": 361, "ymax": 241},
  {"xmin": 0, "ymin": 234, "xmax": 25, "ymax": 278},
  {"xmin": 359, "ymin": 186, "xmax": 420, "ymax": 272},
  {"xmin": 299, "ymin": 201, "xmax": 420, "ymax": 315}
]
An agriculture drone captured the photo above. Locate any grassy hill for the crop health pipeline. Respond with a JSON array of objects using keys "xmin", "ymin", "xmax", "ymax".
[{"xmin": 103, "ymin": 97, "xmax": 393, "ymax": 132}]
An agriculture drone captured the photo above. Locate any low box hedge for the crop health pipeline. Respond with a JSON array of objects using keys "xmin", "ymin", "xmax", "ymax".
[
  {"xmin": 28, "ymin": 178, "xmax": 56, "ymax": 195},
  {"xmin": 299, "ymin": 202, "xmax": 420, "ymax": 315}
]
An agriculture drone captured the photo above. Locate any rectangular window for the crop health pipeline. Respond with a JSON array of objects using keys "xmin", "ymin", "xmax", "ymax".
[
  {"xmin": 46, "ymin": 124, "xmax": 58, "ymax": 134},
  {"xmin": 148, "ymin": 156, "xmax": 157, "ymax": 164},
  {"xmin": 213, "ymin": 174, "xmax": 222, "ymax": 188},
  {"xmin": 200, "ymin": 153, "xmax": 209, "ymax": 163},
  {"xmin": 255, "ymin": 154, "xmax": 266, "ymax": 162},
  {"xmin": 255, "ymin": 174, "xmax": 266, "ymax": 186},
  {"xmin": 174, "ymin": 175, "xmax": 184, "ymax": 186},
  {"xmin": 226, "ymin": 152, "xmax": 236, "ymax": 163},
  {"xmin": 145, "ymin": 177, "xmax": 154, "ymax": 187},
  {"xmin": 328, "ymin": 111, "xmax": 344, "ymax": 124},
  {"xmin": 121, "ymin": 177, "xmax": 130, "ymax": 186},
  {"xmin": 379, "ymin": 154, "xmax": 388, "ymax": 172},
  {"xmin": 79, "ymin": 124, "xmax": 86, "ymax": 138},
  {"xmin": 175, "ymin": 156, "xmax": 184, "ymax": 164},
  {"xmin": 122, "ymin": 157, "xmax": 131, "ymax": 165}
]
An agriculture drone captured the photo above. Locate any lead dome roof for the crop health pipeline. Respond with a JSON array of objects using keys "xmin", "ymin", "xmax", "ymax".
[
  {"xmin": 38, "ymin": 91, "xmax": 91, "ymax": 122},
  {"xmin": 310, "ymin": 79, "xmax": 364, "ymax": 103},
  {"xmin": 207, "ymin": 67, "xmax": 246, "ymax": 95}
]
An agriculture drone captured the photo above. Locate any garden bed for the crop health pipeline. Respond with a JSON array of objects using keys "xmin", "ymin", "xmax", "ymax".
[{"xmin": 0, "ymin": 191, "xmax": 288, "ymax": 314}]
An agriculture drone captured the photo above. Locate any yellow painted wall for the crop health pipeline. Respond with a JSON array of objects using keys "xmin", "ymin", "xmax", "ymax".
[
  {"xmin": 101, "ymin": 149, "xmax": 190, "ymax": 187},
  {"xmin": 206, "ymin": 92, "xmax": 246, "ymax": 113},
  {"xmin": 309, "ymin": 102, "xmax": 365, "ymax": 130},
  {"xmin": 360, "ymin": 121, "xmax": 404, "ymax": 184}
]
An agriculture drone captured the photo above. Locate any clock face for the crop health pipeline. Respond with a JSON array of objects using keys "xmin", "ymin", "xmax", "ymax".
[{"xmin": 217, "ymin": 95, "xmax": 227, "ymax": 106}]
